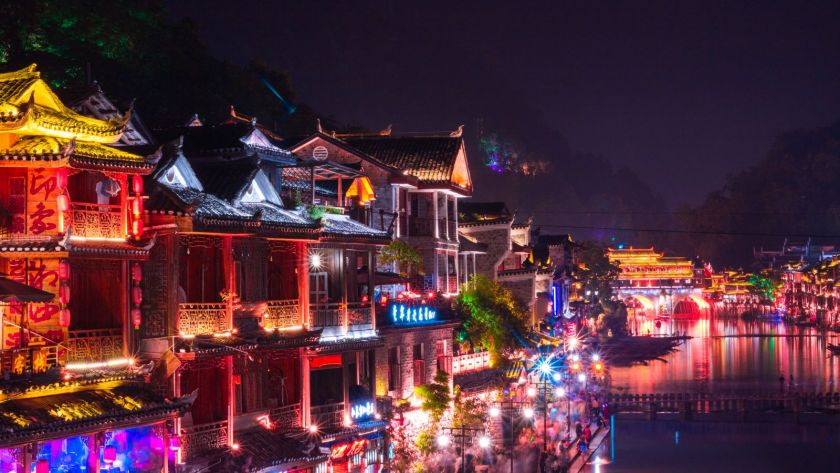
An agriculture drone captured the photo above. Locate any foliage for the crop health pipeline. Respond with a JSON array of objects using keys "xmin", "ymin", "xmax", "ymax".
[
  {"xmin": 451, "ymin": 386, "xmax": 487, "ymax": 429},
  {"xmin": 307, "ymin": 205, "xmax": 326, "ymax": 222},
  {"xmin": 455, "ymin": 274, "xmax": 530, "ymax": 364},
  {"xmin": 389, "ymin": 419, "xmax": 419, "ymax": 473},
  {"xmin": 0, "ymin": 0, "xmax": 345, "ymax": 134},
  {"xmin": 379, "ymin": 239, "xmax": 425, "ymax": 278},
  {"xmin": 596, "ymin": 300, "xmax": 629, "ymax": 336},
  {"xmin": 575, "ymin": 241, "xmax": 621, "ymax": 301},
  {"xmin": 747, "ymin": 271, "xmax": 780, "ymax": 302},
  {"xmin": 414, "ymin": 370, "xmax": 450, "ymax": 424}
]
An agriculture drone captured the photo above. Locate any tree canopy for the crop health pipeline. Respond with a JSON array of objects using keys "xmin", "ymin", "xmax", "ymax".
[{"xmin": 379, "ymin": 239, "xmax": 425, "ymax": 278}]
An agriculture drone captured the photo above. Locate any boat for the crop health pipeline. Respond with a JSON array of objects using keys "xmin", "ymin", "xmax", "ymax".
[{"xmin": 828, "ymin": 344, "xmax": 840, "ymax": 356}]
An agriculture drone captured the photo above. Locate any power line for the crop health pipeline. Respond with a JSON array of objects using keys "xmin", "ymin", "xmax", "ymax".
[{"xmin": 534, "ymin": 223, "xmax": 840, "ymax": 239}]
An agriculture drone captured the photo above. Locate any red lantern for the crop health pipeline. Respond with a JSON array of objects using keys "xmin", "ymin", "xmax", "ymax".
[
  {"xmin": 59, "ymin": 308, "xmax": 71, "ymax": 327},
  {"xmin": 131, "ymin": 308, "xmax": 142, "ymax": 328},
  {"xmin": 103, "ymin": 445, "xmax": 117, "ymax": 463},
  {"xmin": 57, "ymin": 193, "xmax": 70, "ymax": 212},
  {"xmin": 36, "ymin": 459, "xmax": 50, "ymax": 473},
  {"xmin": 59, "ymin": 283, "xmax": 70, "ymax": 305},
  {"xmin": 131, "ymin": 197, "xmax": 143, "ymax": 217},
  {"xmin": 59, "ymin": 259, "xmax": 70, "ymax": 281},
  {"xmin": 131, "ymin": 263, "xmax": 142, "ymax": 283},
  {"xmin": 56, "ymin": 168, "xmax": 69, "ymax": 190},
  {"xmin": 132, "ymin": 174, "xmax": 144, "ymax": 195},
  {"xmin": 132, "ymin": 219, "xmax": 144, "ymax": 238},
  {"xmin": 131, "ymin": 286, "xmax": 143, "ymax": 306}
]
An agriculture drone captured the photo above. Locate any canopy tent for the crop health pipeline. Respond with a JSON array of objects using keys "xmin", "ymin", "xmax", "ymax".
[{"xmin": 0, "ymin": 276, "xmax": 54, "ymax": 303}]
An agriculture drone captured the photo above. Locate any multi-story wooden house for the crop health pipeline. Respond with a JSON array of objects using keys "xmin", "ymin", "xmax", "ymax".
[{"xmin": 0, "ymin": 65, "xmax": 193, "ymax": 473}]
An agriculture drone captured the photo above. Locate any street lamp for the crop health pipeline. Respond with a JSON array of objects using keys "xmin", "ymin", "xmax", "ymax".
[
  {"xmin": 437, "ymin": 434, "xmax": 451, "ymax": 448},
  {"xmin": 489, "ymin": 406, "xmax": 501, "ymax": 418},
  {"xmin": 478, "ymin": 436, "xmax": 491, "ymax": 449},
  {"xmin": 523, "ymin": 407, "xmax": 535, "ymax": 419},
  {"xmin": 526, "ymin": 387, "xmax": 537, "ymax": 398}
]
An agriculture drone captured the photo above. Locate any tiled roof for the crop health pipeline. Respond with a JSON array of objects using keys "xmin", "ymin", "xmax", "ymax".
[
  {"xmin": 537, "ymin": 234, "xmax": 572, "ymax": 247},
  {"xmin": 239, "ymin": 202, "xmax": 317, "ymax": 228},
  {"xmin": 173, "ymin": 123, "xmax": 293, "ymax": 160},
  {"xmin": 0, "ymin": 73, "xmax": 37, "ymax": 104},
  {"xmin": 458, "ymin": 234, "xmax": 488, "ymax": 253},
  {"xmin": 321, "ymin": 213, "xmax": 390, "ymax": 241},
  {"xmin": 458, "ymin": 201, "xmax": 513, "ymax": 225},
  {"xmin": 343, "ymin": 135, "xmax": 461, "ymax": 183},
  {"xmin": 191, "ymin": 158, "xmax": 259, "ymax": 202},
  {"xmin": 0, "ymin": 384, "xmax": 192, "ymax": 447},
  {"xmin": 148, "ymin": 183, "xmax": 252, "ymax": 220}
]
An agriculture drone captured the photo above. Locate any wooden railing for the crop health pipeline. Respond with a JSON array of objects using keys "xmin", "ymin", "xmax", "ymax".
[
  {"xmin": 310, "ymin": 402, "xmax": 344, "ymax": 430},
  {"xmin": 68, "ymin": 202, "xmax": 123, "ymax": 239},
  {"xmin": 178, "ymin": 302, "xmax": 228, "ymax": 336},
  {"xmin": 310, "ymin": 302, "xmax": 372, "ymax": 329},
  {"xmin": 264, "ymin": 299, "xmax": 300, "ymax": 329},
  {"xmin": 269, "ymin": 402, "xmax": 302, "ymax": 430},
  {"xmin": 408, "ymin": 217, "xmax": 434, "ymax": 236},
  {"xmin": 451, "ymin": 351, "xmax": 491, "ymax": 375},
  {"xmin": 180, "ymin": 420, "xmax": 229, "ymax": 461},
  {"xmin": 65, "ymin": 328, "xmax": 123, "ymax": 363}
]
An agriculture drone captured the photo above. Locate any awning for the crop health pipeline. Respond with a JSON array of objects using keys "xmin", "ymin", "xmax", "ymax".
[{"xmin": 0, "ymin": 276, "xmax": 54, "ymax": 303}]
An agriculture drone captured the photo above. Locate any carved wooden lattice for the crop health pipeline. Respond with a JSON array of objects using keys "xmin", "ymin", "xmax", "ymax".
[
  {"xmin": 142, "ymin": 235, "xmax": 171, "ymax": 338},
  {"xmin": 347, "ymin": 303, "xmax": 371, "ymax": 326},
  {"xmin": 65, "ymin": 329, "xmax": 123, "ymax": 363},
  {"xmin": 180, "ymin": 421, "xmax": 229, "ymax": 461},
  {"xmin": 264, "ymin": 299, "xmax": 300, "ymax": 329},
  {"xmin": 269, "ymin": 402, "xmax": 302, "ymax": 430},
  {"xmin": 69, "ymin": 204, "xmax": 123, "ymax": 239},
  {"xmin": 178, "ymin": 302, "xmax": 228, "ymax": 335}
]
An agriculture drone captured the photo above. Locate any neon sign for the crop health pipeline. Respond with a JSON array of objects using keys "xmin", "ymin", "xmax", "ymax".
[
  {"xmin": 350, "ymin": 400, "xmax": 375, "ymax": 420},
  {"xmin": 390, "ymin": 303, "xmax": 437, "ymax": 324},
  {"xmin": 331, "ymin": 439, "xmax": 367, "ymax": 460}
]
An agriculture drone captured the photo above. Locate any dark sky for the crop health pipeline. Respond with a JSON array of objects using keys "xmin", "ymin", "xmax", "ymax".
[{"xmin": 168, "ymin": 1, "xmax": 840, "ymax": 207}]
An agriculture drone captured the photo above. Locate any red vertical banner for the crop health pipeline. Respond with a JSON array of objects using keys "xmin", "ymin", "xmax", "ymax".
[
  {"xmin": 26, "ymin": 167, "xmax": 60, "ymax": 237},
  {"xmin": 2, "ymin": 257, "xmax": 62, "ymax": 348}
]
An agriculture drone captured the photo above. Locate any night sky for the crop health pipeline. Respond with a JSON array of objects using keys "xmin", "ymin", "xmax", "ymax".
[{"xmin": 167, "ymin": 1, "xmax": 840, "ymax": 207}]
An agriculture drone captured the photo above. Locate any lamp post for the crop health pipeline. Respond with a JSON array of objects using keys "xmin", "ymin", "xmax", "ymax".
[
  {"xmin": 440, "ymin": 425, "xmax": 485, "ymax": 473},
  {"xmin": 490, "ymin": 397, "xmax": 534, "ymax": 473}
]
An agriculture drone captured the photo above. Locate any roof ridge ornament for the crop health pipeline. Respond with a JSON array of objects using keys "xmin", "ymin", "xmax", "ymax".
[
  {"xmin": 450, "ymin": 125, "xmax": 464, "ymax": 138},
  {"xmin": 316, "ymin": 118, "xmax": 323, "ymax": 133},
  {"xmin": 61, "ymin": 137, "xmax": 77, "ymax": 157},
  {"xmin": 379, "ymin": 124, "xmax": 392, "ymax": 136}
]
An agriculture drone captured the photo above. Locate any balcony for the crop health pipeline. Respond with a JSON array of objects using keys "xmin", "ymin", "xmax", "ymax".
[
  {"xmin": 310, "ymin": 402, "xmax": 344, "ymax": 430},
  {"xmin": 451, "ymin": 351, "xmax": 491, "ymax": 375},
  {"xmin": 65, "ymin": 328, "xmax": 123, "ymax": 363},
  {"xmin": 180, "ymin": 420, "xmax": 229, "ymax": 461},
  {"xmin": 68, "ymin": 202, "xmax": 123, "ymax": 239},
  {"xmin": 263, "ymin": 299, "xmax": 300, "ymax": 329},
  {"xmin": 309, "ymin": 302, "xmax": 371, "ymax": 329},
  {"xmin": 268, "ymin": 402, "xmax": 302, "ymax": 431},
  {"xmin": 178, "ymin": 302, "xmax": 228, "ymax": 336},
  {"xmin": 408, "ymin": 217, "xmax": 434, "ymax": 237}
]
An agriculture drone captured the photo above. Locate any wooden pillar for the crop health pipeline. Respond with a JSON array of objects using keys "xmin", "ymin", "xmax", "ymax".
[
  {"xmin": 122, "ymin": 259, "xmax": 130, "ymax": 357},
  {"xmin": 310, "ymin": 165, "xmax": 316, "ymax": 205},
  {"xmin": 223, "ymin": 236, "xmax": 234, "ymax": 330},
  {"xmin": 338, "ymin": 177, "xmax": 343, "ymax": 208},
  {"xmin": 369, "ymin": 250, "xmax": 376, "ymax": 330},
  {"xmin": 298, "ymin": 242, "xmax": 310, "ymax": 327},
  {"xmin": 227, "ymin": 355, "xmax": 235, "ymax": 446},
  {"xmin": 433, "ymin": 252, "xmax": 440, "ymax": 292},
  {"xmin": 301, "ymin": 351, "xmax": 311, "ymax": 428},
  {"xmin": 453, "ymin": 250, "xmax": 459, "ymax": 294},
  {"xmin": 442, "ymin": 193, "xmax": 449, "ymax": 240},
  {"xmin": 432, "ymin": 191, "xmax": 439, "ymax": 239}
]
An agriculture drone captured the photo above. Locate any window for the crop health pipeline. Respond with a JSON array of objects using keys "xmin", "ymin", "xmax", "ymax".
[
  {"xmin": 388, "ymin": 347, "xmax": 401, "ymax": 392},
  {"xmin": 413, "ymin": 343, "xmax": 426, "ymax": 386}
]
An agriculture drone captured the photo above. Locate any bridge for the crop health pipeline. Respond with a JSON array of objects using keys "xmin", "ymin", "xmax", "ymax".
[{"xmin": 606, "ymin": 391, "xmax": 840, "ymax": 420}]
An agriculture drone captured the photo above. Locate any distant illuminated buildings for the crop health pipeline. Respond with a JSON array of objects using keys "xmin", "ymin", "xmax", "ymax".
[{"xmin": 608, "ymin": 247, "xmax": 710, "ymax": 319}]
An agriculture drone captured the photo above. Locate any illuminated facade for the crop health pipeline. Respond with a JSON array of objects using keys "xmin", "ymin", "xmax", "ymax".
[
  {"xmin": 780, "ymin": 258, "xmax": 840, "ymax": 326},
  {"xmin": 608, "ymin": 247, "xmax": 710, "ymax": 318},
  {"xmin": 0, "ymin": 65, "xmax": 192, "ymax": 472}
]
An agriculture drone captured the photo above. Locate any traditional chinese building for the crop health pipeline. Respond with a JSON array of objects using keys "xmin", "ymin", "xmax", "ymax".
[
  {"xmin": 0, "ymin": 64, "xmax": 193, "ymax": 472},
  {"xmin": 141, "ymin": 115, "xmax": 393, "ymax": 472},
  {"xmin": 608, "ymin": 247, "xmax": 709, "ymax": 319}
]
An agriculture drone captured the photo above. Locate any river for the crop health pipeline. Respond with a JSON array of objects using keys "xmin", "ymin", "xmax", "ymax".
[
  {"xmin": 612, "ymin": 317, "xmax": 840, "ymax": 393},
  {"xmin": 581, "ymin": 317, "xmax": 840, "ymax": 472}
]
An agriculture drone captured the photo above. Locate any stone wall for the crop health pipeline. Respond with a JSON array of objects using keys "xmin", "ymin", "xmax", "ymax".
[
  {"xmin": 459, "ymin": 222, "xmax": 511, "ymax": 279},
  {"xmin": 376, "ymin": 325, "xmax": 454, "ymax": 400}
]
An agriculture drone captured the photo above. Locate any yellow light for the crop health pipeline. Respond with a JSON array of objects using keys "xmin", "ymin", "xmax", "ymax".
[
  {"xmin": 213, "ymin": 331, "xmax": 232, "ymax": 338},
  {"xmin": 308, "ymin": 424, "xmax": 319, "ymax": 433},
  {"xmin": 310, "ymin": 253, "xmax": 322, "ymax": 269},
  {"xmin": 65, "ymin": 357, "xmax": 133, "ymax": 371}
]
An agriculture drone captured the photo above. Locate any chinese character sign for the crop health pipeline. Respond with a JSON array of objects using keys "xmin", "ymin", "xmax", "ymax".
[
  {"xmin": 1, "ymin": 257, "xmax": 62, "ymax": 348},
  {"xmin": 27, "ymin": 168, "xmax": 60, "ymax": 236}
]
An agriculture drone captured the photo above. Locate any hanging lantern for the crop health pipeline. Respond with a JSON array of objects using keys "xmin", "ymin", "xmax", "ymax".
[
  {"xmin": 56, "ymin": 168, "xmax": 69, "ymax": 190},
  {"xmin": 132, "ymin": 174, "xmax": 144, "ymax": 195},
  {"xmin": 131, "ymin": 286, "xmax": 143, "ymax": 306},
  {"xmin": 132, "ymin": 218, "xmax": 144, "ymax": 238},
  {"xmin": 59, "ymin": 283, "xmax": 71, "ymax": 305},
  {"xmin": 57, "ymin": 193, "xmax": 70, "ymax": 212},
  {"xmin": 131, "ymin": 308, "xmax": 142, "ymax": 329},
  {"xmin": 103, "ymin": 445, "xmax": 117, "ymax": 463},
  {"xmin": 59, "ymin": 259, "xmax": 70, "ymax": 281},
  {"xmin": 59, "ymin": 308, "xmax": 71, "ymax": 328},
  {"xmin": 131, "ymin": 197, "xmax": 143, "ymax": 217},
  {"xmin": 36, "ymin": 459, "xmax": 50, "ymax": 473},
  {"xmin": 131, "ymin": 263, "xmax": 143, "ymax": 283}
]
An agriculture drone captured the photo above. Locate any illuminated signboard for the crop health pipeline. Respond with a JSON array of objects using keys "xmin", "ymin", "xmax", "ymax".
[
  {"xmin": 331, "ymin": 439, "xmax": 367, "ymax": 460},
  {"xmin": 390, "ymin": 303, "xmax": 437, "ymax": 324},
  {"xmin": 350, "ymin": 400, "xmax": 375, "ymax": 421}
]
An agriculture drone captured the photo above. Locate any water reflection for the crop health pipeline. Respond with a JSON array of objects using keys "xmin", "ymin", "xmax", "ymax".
[{"xmin": 612, "ymin": 318, "xmax": 840, "ymax": 393}]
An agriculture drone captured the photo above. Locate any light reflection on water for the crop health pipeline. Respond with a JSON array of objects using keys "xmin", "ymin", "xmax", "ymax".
[{"xmin": 611, "ymin": 318, "xmax": 840, "ymax": 393}]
